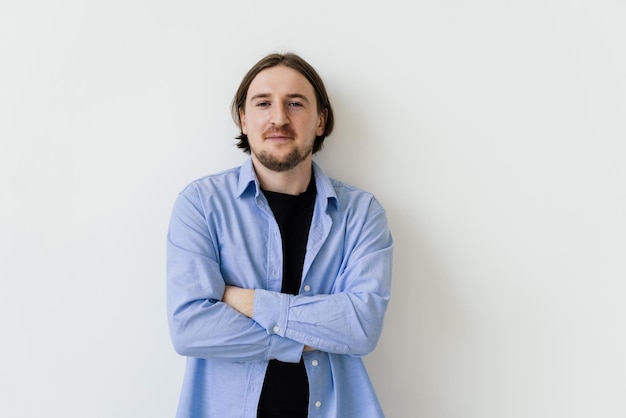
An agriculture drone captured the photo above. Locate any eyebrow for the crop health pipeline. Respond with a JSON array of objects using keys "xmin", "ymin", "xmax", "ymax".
[{"xmin": 248, "ymin": 93, "xmax": 311, "ymax": 103}]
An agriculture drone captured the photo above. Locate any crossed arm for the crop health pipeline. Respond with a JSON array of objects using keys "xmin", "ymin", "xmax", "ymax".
[
  {"xmin": 222, "ymin": 285, "xmax": 255, "ymax": 317},
  {"xmin": 167, "ymin": 189, "xmax": 392, "ymax": 361},
  {"xmin": 223, "ymin": 286, "xmax": 315, "ymax": 352}
]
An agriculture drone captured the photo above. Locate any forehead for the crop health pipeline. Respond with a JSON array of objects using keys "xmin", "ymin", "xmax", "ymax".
[{"xmin": 247, "ymin": 65, "xmax": 316, "ymax": 99}]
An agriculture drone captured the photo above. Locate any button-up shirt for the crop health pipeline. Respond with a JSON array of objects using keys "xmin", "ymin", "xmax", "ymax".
[{"xmin": 167, "ymin": 158, "xmax": 393, "ymax": 418}]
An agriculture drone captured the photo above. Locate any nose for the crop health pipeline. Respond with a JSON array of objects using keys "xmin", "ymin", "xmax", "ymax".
[{"xmin": 270, "ymin": 104, "xmax": 289, "ymax": 126}]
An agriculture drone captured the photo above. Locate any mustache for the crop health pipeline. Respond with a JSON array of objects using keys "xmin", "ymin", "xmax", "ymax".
[{"xmin": 263, "ymin": 127, "xmax": 296, "ymax": 137}]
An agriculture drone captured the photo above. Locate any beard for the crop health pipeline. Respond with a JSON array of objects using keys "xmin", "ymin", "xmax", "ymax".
[{"xmin": 253, "ymin": 144, "xmax": 313, "ymax": 172}]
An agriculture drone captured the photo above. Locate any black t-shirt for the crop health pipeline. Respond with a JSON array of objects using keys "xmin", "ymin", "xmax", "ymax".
[{"xmin": 257, "ymin": 178, "xmax": 316, "ymax": 418}]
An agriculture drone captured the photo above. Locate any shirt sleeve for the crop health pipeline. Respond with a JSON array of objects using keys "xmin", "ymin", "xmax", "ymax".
[
  {"xmin": 166, "ymin": 186, "xmax": 304, "ymax": 363},
  {"xmin": 252, "ymin": 198, "xmax": 393, "ymax": 356}
]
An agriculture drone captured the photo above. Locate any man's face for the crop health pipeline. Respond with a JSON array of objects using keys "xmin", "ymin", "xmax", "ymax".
[{"xmin": 240, "ymin": 65, "xmax": 326, "ymax": 173}]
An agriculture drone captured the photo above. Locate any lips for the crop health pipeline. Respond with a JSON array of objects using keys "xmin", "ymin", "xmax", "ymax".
[
  {"xmin": 266, "ymin": 135, "xmax": 292, "ymax": 141},
  {"xmin": 264, "ymin": 130, "xmax": 295, "ymax": 141}
]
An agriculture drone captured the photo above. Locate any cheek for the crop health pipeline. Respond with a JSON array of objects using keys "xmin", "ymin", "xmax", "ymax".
[{"xmin": 242, "ymin": 113, "xmax": 269, "ymax": 134}]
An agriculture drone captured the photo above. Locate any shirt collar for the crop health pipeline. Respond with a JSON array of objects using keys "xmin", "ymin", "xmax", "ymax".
[
  {"xmin": 236, "ymin": 157, "xmax": 339, "ymax": 208},
  {"xmin": 236, "ymin": 157, "xmax": 258, "ymax": 198},
  {"xmin": 312, "ymin": 160, "xmax": 339, "ymax": 209}
]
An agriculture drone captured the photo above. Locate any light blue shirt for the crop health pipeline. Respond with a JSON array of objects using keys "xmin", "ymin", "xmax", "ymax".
[{"xmin": 167, "ymin": 158, "xmax": 393, "ymax": 418}]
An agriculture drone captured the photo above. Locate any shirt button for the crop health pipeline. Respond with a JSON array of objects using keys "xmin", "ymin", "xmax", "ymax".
[
  {"xmin": 272, "ymin": 325, "xmax": 280, "ymax": 333},
  {"xmin": 311, "ymin": 360, "xmax": 319, "ymax": 366},
  {"xmin": 303, "ymin": 285, "xmax": 311, "ymax": 292},
  {"xmin": 315, "ymin": 401, "xmax": 322, "ymax": 408}
]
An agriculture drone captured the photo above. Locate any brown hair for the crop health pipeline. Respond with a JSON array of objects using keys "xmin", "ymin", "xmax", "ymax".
[{"xmin": 231, "ymin": 52, "xmax": 335, "ymax": 154}]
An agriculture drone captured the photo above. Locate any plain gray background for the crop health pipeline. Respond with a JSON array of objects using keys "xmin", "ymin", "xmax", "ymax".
[{"xmin": 1, "ymin": 1, "xmax": 625, "ymax": 417}]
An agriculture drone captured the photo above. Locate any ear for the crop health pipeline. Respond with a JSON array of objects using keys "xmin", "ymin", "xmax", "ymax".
[
  {"xmin": 239, "ymin": 108, "xmax": 247, "ymax": 134},
  {"xmin": 316, "ymin": 108, "xmax": 327, "ymax": 136}
]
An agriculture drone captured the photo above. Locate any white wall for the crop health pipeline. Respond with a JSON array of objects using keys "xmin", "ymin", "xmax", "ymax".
[{"xmin": 1, "ymin": 1, "xmax": 625, "ymax": 417}]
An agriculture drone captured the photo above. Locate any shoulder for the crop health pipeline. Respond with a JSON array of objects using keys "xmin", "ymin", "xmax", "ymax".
[
  {"xmin": 179, "ymin": 158, "xmax": 256, "ymax": 201},
  {"xmin": 171, "ymin": 165, "xmax": 250, "ymax": 217},
  {"xmin": 314, "ymin": 166, "xmax": 386, "ymax": 219},
  {"xmin": 332, "ymin": 178, "xmax": 386, "ymax": 213},
  {"xmin": 180, "ymin": 166, "xmax": 242, "ymax": 196},
  {"xmin": 313, "ymin": 163, "xmax": 372, "ymax": 202}
]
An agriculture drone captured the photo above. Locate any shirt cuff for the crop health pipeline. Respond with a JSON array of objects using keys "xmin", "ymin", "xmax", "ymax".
[
  {"xmin": 267, "ymin": 334, "xmax": 304, "ymax": 363},
  {"xmin": 253, "ymin": 289, "xmax": 290, "ymax": 337}
]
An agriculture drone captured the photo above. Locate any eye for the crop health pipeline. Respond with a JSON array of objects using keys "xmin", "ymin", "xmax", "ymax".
[
  {"xmin": 256, "ymin": 101, "xmax": 270, "ymax": 108},
  {"xmin": 288, "ymin": 101, "xmax": 304, "ymax": 108}
]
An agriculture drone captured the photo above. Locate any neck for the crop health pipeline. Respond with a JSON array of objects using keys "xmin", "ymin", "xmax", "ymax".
[{"xmin": 252, "ymin": 158, "xmax": 313, "ymax": 195}]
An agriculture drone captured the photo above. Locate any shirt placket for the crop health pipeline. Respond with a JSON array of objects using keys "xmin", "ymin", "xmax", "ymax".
[{"xmin": 257, "ymin": 195, "xmax": 283, "ymax": 292}]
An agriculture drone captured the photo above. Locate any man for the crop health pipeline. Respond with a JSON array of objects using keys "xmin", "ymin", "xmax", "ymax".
[{"xmin": 167, "ymin": 52, "xmax": 393, "ymax": 418}]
